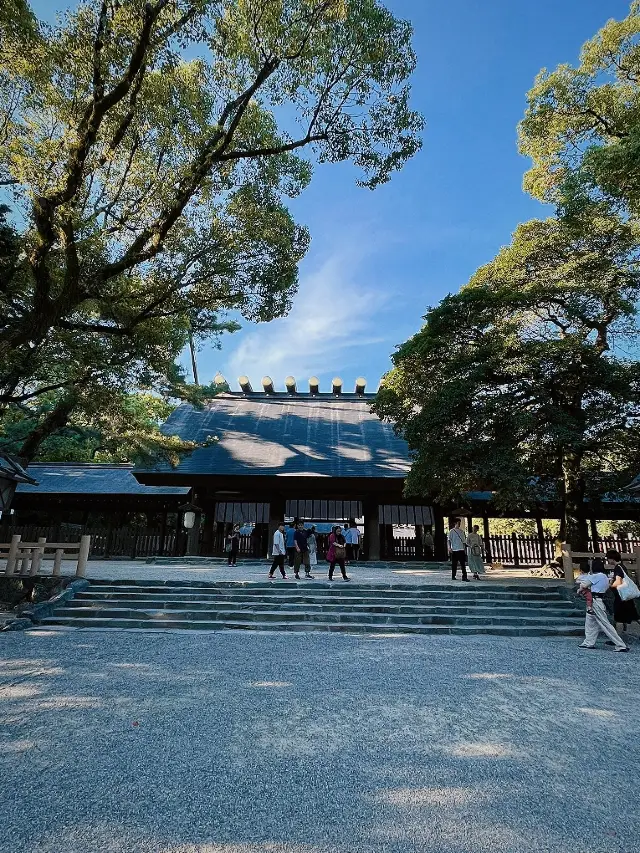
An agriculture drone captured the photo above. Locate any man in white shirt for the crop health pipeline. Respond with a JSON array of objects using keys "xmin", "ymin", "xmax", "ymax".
[
  {"xmin": 268, "ymin": 523, "xmax": 288, "ymax": 579},
  {"xmin": 579, "ymin": 563, "xmax": 628, "ymax": 651},
  {"xmin": 447, "ymin": 519, "xmax": 469, "ymax": 582}
]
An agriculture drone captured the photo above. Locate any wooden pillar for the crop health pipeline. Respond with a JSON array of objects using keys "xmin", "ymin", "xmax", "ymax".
[
  {"xmin": 482, "ymin": 515, "xmax": 491, "ymax": 563},
  {"xmin": 561, "ymin": 542, "xmax": 574, "ymax": 584},
  {"xmin": 536, "ymin": 516, "xmax": 546, "ymax": 566},
  {"xmin": 383, "ymin": 524, "xmax": 394, "ymax": 560},
  {"xmin": 414, "ymin": 524, "xmax": 424, "ymax": 560},
  {"xmin": 158, "ymin": 511, "xmax": 168, "ymax": 557},
  {"xmin": 432, "ymin": 505, "xmax": 446, "ymax": 560},
  {"xmin": 363, "ymin": 500, "xmax": 380, "ymax": 561},
  {"xmin": 185, "ymin": 510, "xmax": 202, "ymax": 556},
  {"xmin": 201, "ymin": 504, "xmax": 216, "ymax": 556},
  {"xmin": 5, "ymin": 534, "xmax": 21, "ymax": 576},
  {"xmin": 30, "ymin": 537, "xmax": 47, "ymax": 575},
  {"xmin": 467, "ymin": 515, "xmax": 473, "ymax": 533},
  {"xmin": 590, "ymin": 517, "xmax": 599, "ymax": 552},
  {"xmin": 511, "ymin": 531, "xmax": 520, "ymax": 568},
  {"xmin": 174, "ymin": 510, "xmax": 183, "ymax": 556},
  {"xmin": 76, "ymin": 535, "xmax": 91, "ymax": 577}
]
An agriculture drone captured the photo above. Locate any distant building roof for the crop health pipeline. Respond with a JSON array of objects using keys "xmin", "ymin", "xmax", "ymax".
[
  {"xmin": 136, "ymin": 392, "xmax": 411, "ymax": 480},
  {"xmin": 16, "ymin": 463, "xmax": 190, "ymax": 497}
]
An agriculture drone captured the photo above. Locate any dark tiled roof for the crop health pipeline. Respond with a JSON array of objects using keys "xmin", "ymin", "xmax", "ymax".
[
  {"xmin": 138, "ymin": 393, "xmax": 410, "ymax": 479},
  {"xmin": 16, "ymin": 463, "xmax": 190, "ymax": 496}
]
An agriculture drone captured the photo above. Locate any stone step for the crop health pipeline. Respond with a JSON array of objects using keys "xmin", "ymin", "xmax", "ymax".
[
  {"xmin": 81, "ymin": 584, "xmax": 566, "ymax": 602},
  {"xmin": 74, "ymin": 589, "xmax": 570, "ymax": 607},
  {"xmin": 39, "ymin": 615, "xmax": 584, "ymax": 637},
  {"xmin": 50, "ymin": 605, "xmax": 583, "ymax": 628},
  {"xmin": 67, "ymin": 597, "xmax": 581, "ymax": 618}
]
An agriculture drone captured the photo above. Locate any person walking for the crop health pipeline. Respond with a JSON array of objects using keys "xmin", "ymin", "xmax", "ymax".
[
  {"xmin": 226, "ymin": 524, "xmax": 240, "ymax": 566},
  {"xmin": 268, "ymin": 523, "xmax": 288, "ymax": 579},
  {"xmin": 467, "ymin": 525, "xmax": 485, "ymax": 580},
  {"xmin": 579, "ymin": 557, "xmax": 628, "ymax": 652},
  {"xmin": 607, "ymin": 549, "xmax": 640, "ymax": 633},
  {"xmin": 447, "ymin": 519, "xmax": 468, "ymax": 581},
  {"xmin": 285, "ymin": 521, "xmax": 297, "ymax": 568},
  {"xmin": 307, "ymin": 525, "xmax": 318, "ymax": 572},
  {"xmin": 327, "ymin": 525, "xmax": 350, "ymax": 581},
  {"xmin": 294, "ymin": 522, "xmax": 314, "ymax": 580},
  {"xmin": 348, "ymin": 523, "xmax": 361, "ymax": 562},
  {"xmin": 423, "ymin": 527, "xmax": 434, "ymax": 559}
]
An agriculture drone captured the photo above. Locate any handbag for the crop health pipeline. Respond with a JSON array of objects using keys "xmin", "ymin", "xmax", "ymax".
[
  {"xmin": 618, "ymin": 568, "xmax": 640, "ymax": 601},
  {"xmin": 334, "ymin": 544, "xmax": 346, "ymax": 559}
]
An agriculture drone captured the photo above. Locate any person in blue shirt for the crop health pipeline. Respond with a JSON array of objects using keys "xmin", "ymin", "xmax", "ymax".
[{"xmin": 285, "ymin": 521, "xmax": 297, "ymax": 568}]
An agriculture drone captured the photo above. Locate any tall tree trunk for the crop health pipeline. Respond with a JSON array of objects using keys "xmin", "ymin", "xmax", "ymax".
[
  {"xmin": 19, "ymin": 392, "xmax": 78, "ymax": 463},
  {"xmin": 562, "ymin": 448, "xmax": 588, "ymax": 550}
]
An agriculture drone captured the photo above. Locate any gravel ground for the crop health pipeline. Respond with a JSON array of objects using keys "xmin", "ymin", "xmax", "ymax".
[
  {"xmin": 1, "ymin": 630, "xmax": 639, "ymax": 853},
  {"xmin": 41, "ymin": 558, "xmax": 564, "ymax": 587}
]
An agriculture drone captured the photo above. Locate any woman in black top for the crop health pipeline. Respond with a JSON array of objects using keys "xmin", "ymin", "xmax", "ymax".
[
  {"xmin": 226, "ymin": 524, "xmax": 240, "ymax": 566},
  {"xmin": 606, "ymin": 549, "xmax": 640, "ymax": 631}
]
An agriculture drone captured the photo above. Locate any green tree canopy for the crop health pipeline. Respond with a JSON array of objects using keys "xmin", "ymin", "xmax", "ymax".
[
  {"xmin": 0, "ymin": 0, "xmax": 422, "ymax": 461},
  {"xmin": 519, "ymin": 2, "xmax": 640, "ymax": 217},
  {"xmin": 373, "ymin": 210, "xmax": 640, "ymax": 549}
]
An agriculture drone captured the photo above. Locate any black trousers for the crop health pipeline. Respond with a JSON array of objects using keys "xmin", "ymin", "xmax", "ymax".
[
  {"xmin": 286, "ymin": 547, "xmax": 296, "ymax": 567},
  {"xmin": 269, "ymin": 554, "xmax": 286, "ymax": 577},
  {"xmin": 329, "ymin": 559, "xmax": 347, "ymax": 579},
  {"xmin": 451, "ymin": 550, "xmax": 467, "ymax": 579},
  {"xmin": 228, "ymin": 549, "xmax": 238, "ymax": 566},
  {"xmin": 352, "ymin": 544, "xmax": 360, "ymax": 561}
]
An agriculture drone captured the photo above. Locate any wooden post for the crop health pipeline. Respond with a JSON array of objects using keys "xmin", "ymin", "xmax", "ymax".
[
  {"xmin": 363, "ymin": 500, "xmax": 381, "ymax": 561},
  {"xmin": 158, "ymin": 511, "xmax": 168, "ymax": 557},
  {"xmin": 53, "ymin": 548, "xmax": 64, "ymax": 576},
  {"xmin": 76, "ymin": 535, "xmax": 91, "ymax": 577},
  {"xmin": 482, "ymin": 515, "xmax": 491, "ymax": 563},
  {"xmin": 5, "ymin": 534, "xmax": 21, "ymax": 576},
  {"xmin": 20, "ymin": 549, "xmax": 31, "ymax": 575},
  {"xmin": 30, "ymin": 537, "xmax": 47, "ymax": 575},
  {"xmin": 414, "ymin": 524, "xmax": 424, "ymax": 559},
  {"xmin": 511, "ymin": 531, "xmax": 520, "ymax": 567},
  {"xmin": 131, "ymin": 528, "xmax": 139, "ymax": 559},
  {"xmin": 561, "ymin": 542, "xmax": 574, "ymax": 584},
  {"xmin": 590, "ymin": 517, "xmax": 599, "ymax": 552},
  {"xmin": 536, "ymin": 516, "xmax": 546, "ymax": 567}
]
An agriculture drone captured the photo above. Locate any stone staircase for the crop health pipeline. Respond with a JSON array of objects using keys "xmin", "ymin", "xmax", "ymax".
[{"xmin": 39, "ymin": 578, "xmax": 585, "ymax": 636}]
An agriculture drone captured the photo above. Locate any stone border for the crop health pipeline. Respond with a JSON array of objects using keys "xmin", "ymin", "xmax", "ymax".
[{"xmin": 1, "ymin": 578, "xmax": 90, "ymax": 632}]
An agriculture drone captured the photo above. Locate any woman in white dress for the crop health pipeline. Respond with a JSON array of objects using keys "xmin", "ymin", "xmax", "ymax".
[
  {"xmin": 467, "ymin": 525, "xmax": 485, "ymax": 580},
  {"xmin": 307, "ymin": 525, "xmax": 318, "ymax": 568}
]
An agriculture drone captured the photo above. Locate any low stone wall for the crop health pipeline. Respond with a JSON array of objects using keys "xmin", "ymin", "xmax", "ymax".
[{"xmin": 1, "ymin": 577, "xmax": 89, "ymax": 631}]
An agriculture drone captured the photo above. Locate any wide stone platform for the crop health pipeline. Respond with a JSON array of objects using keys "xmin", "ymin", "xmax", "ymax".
[{"xmin": 39, "ymin": 572, "xmax": 584, "ymax": 636}]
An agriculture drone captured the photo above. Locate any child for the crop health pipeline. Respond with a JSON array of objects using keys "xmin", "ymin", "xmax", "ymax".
[{"xmin": 575, "ymin": 570, "xmax": 594, "ymax": 614}]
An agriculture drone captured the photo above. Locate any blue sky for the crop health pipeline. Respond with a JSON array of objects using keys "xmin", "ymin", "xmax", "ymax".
[{"xmin": 30, "ymin": 1, "xmax": 632, "ymax": 393}]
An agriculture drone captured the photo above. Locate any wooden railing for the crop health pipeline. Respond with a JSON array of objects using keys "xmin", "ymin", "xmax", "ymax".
[
  {"xmin": 561, "ymin": 543, "xmax": 640, "ymax": 585},
  {"xmin": 1, "ymin": 534, "xmax": 90, "ymax": 578}
]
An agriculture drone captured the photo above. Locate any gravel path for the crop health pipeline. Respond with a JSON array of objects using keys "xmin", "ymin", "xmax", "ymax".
[
  {"xmin": 43, "ymin": 557, "xmax": 563, "ymax": 587},
  {"xmin": 1, "ymin": 629, "xmax": 638, "ymax": 853}
]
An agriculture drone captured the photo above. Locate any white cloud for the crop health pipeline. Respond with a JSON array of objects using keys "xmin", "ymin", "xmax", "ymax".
[{"xmin": 223, "ymin": 242, "xmax": 390, "ymax": 390}]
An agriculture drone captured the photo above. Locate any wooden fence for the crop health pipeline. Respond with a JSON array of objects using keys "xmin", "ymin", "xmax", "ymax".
[
  {"xmin": 0, "ymin": 525, "xmax": 177, "ymax": 559},
  {"xmin": 2, "ymin": 523, "xmax": 639, "ymax": 564},
  {"xmin": 487, "ymin": 535, "xmax": 640, "ymax": 566}
]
